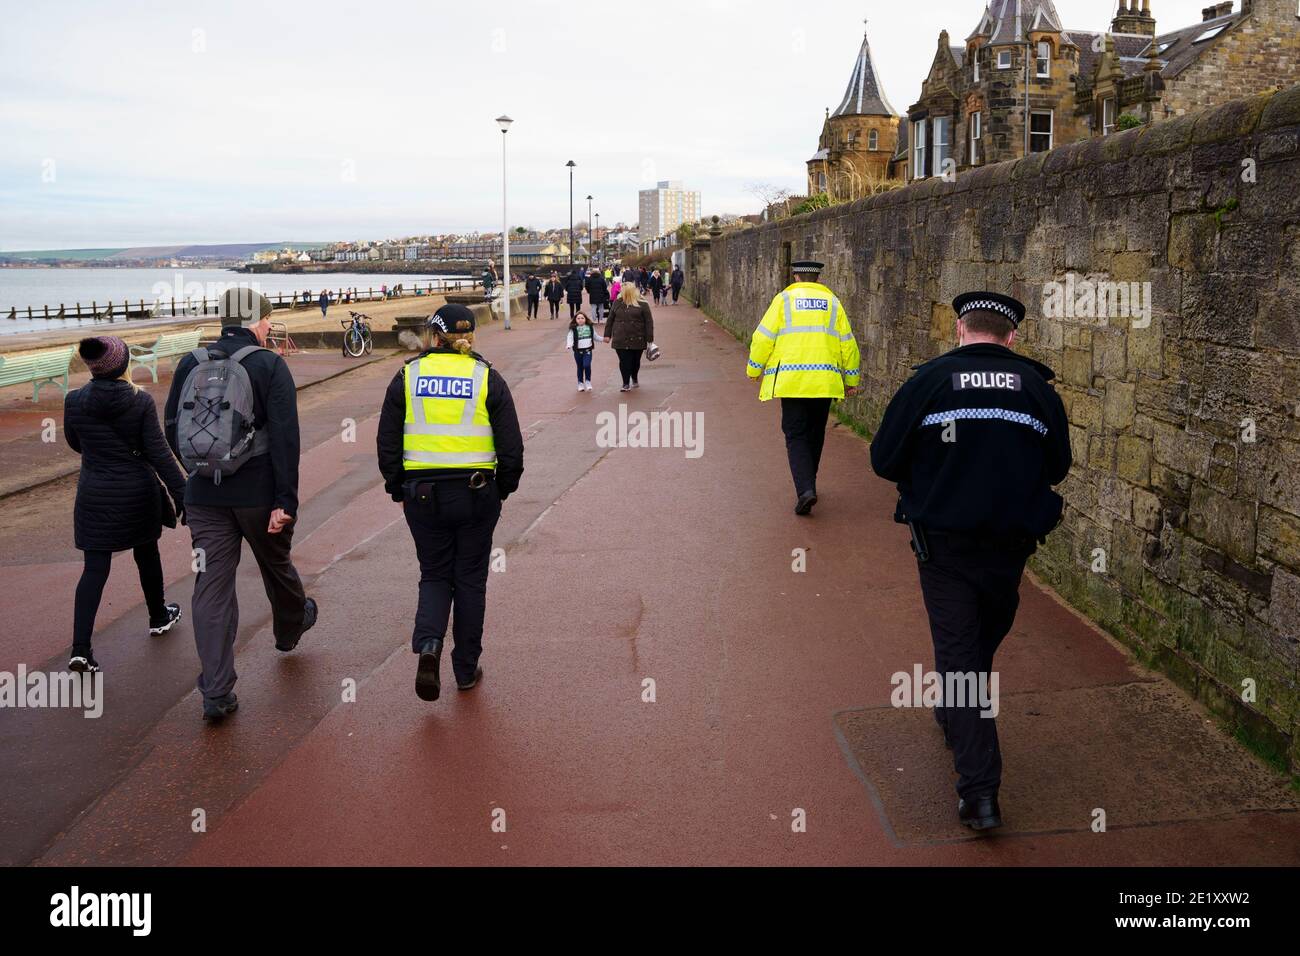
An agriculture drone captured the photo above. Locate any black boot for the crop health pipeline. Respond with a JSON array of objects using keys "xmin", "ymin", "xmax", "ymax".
[
  {"xmin": 794, "ymin": 490, "xmax": 818, "ymax": 515},
  {"xmin": 416, "ymin": 638, "xmax": 443, "ymax": 701},
  {"xmin": 958, "ymin": 794, "xmax": 1003, "ymax": 831},
  {"xmin": 456, "ymin": 665, "xmax": 484, "ymax": 691}
]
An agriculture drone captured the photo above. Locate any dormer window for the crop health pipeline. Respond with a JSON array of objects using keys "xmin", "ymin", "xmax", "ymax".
[
  {"xmin": 1036, "ymin": 41, "xmax": 1051, "ymax": 78},
  {"xmin": 998, "ymin": 50, "xmax": 1012, "ymax": 70}
]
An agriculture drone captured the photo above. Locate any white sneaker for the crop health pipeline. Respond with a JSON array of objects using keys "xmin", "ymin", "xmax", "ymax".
[
  {"xmin": 585, "ymin": 381, "xmax": 593, "ymax": 391},
  {"xmin": 577, "ymin": 383, "xmax": 585, "ymax": 392}
]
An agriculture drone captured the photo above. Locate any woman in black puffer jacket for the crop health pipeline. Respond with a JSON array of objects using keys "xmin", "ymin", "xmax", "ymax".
[{"xmin": 64, "ymin": 336, "xmax": 187, "ymax": 673}]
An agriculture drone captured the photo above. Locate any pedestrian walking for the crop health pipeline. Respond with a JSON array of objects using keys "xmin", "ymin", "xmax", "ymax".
[
  {"xmin": 567, "ymin": 310, "xmax": 598, "ymax": 392},
  {"xmin": 650, "ymin": 269, "xmax": 664, "ymax": 305},
  {"xmin": 525, "ymin": 273, "xmax": 542, "ymax": 320},
  {"xmin": 670, "ymin": 264, "xmax": 684, "ymax": 304},
  {"xmin": 869, "ymin": 291, "xmax": 1071, "ymax": 832},
  {"xmin": 63, "ymin": 337, "xmax": 187, "ymax": 673},
  {"xmin": 603, "ymin": 280, "xmax": 654, "ymax": 392},
  {"xmin": 746, "ymin": 259, "xmax": 861, "ymax": 516},
  {"xmin": 318, "ymin": 289, "xmax": 330, "ymax": 318},
  {"xmin": 584, "ymin": 266, "xmax": 610, "ymax": 323},
  {"xmin": 563, "ymin": 267, "xmax": 585, "ymax": 320},
  {"xmin": 544, "ymin": 271, "xmax": 564, "ymax": 320},
  {"xmin": 164, "ymin": 288, "xmax": 318, "ymax": 722},
  {"xmin": 376, "ymin": 304, "xmax": 525, "ymax": 701}
]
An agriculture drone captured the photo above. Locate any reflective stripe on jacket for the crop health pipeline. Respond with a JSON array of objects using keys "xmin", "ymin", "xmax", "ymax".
[
  {"xmin": 746, "ymin": 282, "xmax": 861, "ymax": 401},
  {"xmin": 402, "ymin": 352, "xmax": 497, "ymax": 469}
]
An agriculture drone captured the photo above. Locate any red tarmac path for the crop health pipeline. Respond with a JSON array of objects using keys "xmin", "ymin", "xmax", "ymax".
[{"xmin": 1, "ymin": 299, "xmax": 1296, "ymax": 866}]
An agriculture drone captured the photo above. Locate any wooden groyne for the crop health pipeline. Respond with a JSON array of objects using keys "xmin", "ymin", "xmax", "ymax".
[{"xmin": 3, "ymin": 280, "xmax": 486, "ymax": 325}]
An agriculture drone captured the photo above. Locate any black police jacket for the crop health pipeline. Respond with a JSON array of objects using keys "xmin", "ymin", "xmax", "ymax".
[
  {"xmin": 869, "ymin": 343, "xmax": 1071, "ymax": 539},
  {"xmin": 376, "ymin": 347, "xmax": 525, "ymax": 502}
]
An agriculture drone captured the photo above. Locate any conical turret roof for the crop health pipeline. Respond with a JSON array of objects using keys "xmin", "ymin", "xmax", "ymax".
[{"xmin": 831, "ymin": 31, "xmax": 896, "ymax": 118}]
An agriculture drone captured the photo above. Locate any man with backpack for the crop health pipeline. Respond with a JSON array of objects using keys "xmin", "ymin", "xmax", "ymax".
[{"xmin": 164, "ymin": 287, "xmax": 318, "ymax": 721}]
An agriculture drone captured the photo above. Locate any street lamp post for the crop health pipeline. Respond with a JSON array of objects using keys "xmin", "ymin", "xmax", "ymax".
[
  {"xmin": 497, "ymin": 115, "xmax": 513, "ymax": 330},
  {"xmin": 594, "ymin": 212, "xmax": 600, "ymax": 264},
  {"xmin": 586, "ymin": 194, "xmax": 593, "ymax": 267},
  {"xmin": 566, "ymin": 160, "xmax": 576, "ymax": 265}
]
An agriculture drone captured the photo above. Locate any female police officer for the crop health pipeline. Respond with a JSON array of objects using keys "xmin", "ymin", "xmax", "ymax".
[{"xmin": 377, "ymin": 304, "xmax": 524, "ymax": 701}]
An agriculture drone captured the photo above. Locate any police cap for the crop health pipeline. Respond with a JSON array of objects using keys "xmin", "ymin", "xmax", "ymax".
[
  {"xmin": 427, "ymin": 303, "xmax": 476, "ymax": 336},
  {"xmin": 791, "ymin": 260, "xmax": 825, "ymax": 275},
  {"xmin": 952, "ymin": 291, "xmax": 1026, "ymax": 328}
]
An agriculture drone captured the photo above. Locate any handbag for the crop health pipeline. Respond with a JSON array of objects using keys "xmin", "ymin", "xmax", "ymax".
[
  {"xmin": 646, "ymin": 342, "xmax": 661, "ymax": 362},
  {"xmin": 111, "ymin": 412, "xmax": 179, "ymax": 529}
]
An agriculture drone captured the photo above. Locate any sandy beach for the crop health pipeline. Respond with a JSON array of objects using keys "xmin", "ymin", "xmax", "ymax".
[{"xmin": 0, "ymin": 285, "xmax": 519, "ymax": 356}]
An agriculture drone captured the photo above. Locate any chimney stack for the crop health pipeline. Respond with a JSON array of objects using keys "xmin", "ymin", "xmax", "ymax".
[{"xmin": 1114, "ymin": 0, "xmax": 1158, "ymax": 35}]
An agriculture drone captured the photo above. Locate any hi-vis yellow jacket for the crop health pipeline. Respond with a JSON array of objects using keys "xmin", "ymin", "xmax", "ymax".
[
  {"xmin": 747, "ymin": 282, "xmax": 861, "ymax": 401},
  {"xmin": 402, "ymin": 351, "xmax": 497, "ymax": 470}
]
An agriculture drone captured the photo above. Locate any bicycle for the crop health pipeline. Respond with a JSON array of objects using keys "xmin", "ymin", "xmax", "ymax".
[{"xmin": 341, "ymin": 311, "xmax": 373, "ymax": 358}]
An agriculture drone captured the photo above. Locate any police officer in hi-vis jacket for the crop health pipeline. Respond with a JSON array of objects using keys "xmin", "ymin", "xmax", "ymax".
[
  {"xmin": 747, "ymin": 259, "xmax": 862, "ymax": 516},
  {"xmin": 377, "ymin": 304, "xmax": 524, "ymax": 701}
]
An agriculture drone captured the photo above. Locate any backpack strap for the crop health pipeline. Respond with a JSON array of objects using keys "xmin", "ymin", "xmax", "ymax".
[
  {"xmin": 229, "ymin": 345, "xmax": 267, "ymax": 364},
  {"xmin": 189, "ymin": 347, "xmax": 210, "ymax": 364}
]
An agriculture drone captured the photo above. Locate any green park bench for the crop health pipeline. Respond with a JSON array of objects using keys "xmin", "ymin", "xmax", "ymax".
[
  {"xmin": 0, "ymin": 346, "xmax": 76, "ymax": 401},
  {"xmin": 128, "ymin": 329, "xmax": 203, "ymax": 384}
]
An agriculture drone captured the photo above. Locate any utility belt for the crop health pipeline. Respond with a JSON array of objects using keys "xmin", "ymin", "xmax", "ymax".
[
  {"xmin": 403, "ymin": 470, "xmax": 495, "ymax": 501},
  {"xmin": 926, "ymin": 530, "xmax": 1037, "ymax": 553},
  {"xmin": 896, "ymin": 516, "xmax": 1036, "ymax": 564}
]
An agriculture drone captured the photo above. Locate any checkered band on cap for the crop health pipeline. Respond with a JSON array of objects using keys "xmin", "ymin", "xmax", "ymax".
[{"xmin": 958, "ymin": 299, "xmax": 1020, "ymax": 324}]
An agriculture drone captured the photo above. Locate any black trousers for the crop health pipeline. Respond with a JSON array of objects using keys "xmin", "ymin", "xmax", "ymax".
[
  {"xmin": 916, "ymin": 535, "xmax": 1032, "ymax": 801},
  {"xmin": 403, "ymin": 476, "xmax": 502, "ymax": 682},
  {"xmin": 568, "ymin": 300, "xmax": 580, "ymax": 318},
  {"xmin": 616, "ymin": 348, "xmax": 643, "ymax": 387},
  {"xmin": 72, "ymin": 542, "xmax": 167, "ymax": 654},
  {"xmin": 779, "ymin": 397, "xmax": 832, "ymax": 497},
  {"xmin": 548, "ymin": 299, "xmax": 560, "ymax": 318},
  {"xmin": 671, "ymin": 286, "xmax": 681, "ymax": 303},
  {"xmin": 526, "ymin": 294, "xmax": 540, "ymax": 318}
]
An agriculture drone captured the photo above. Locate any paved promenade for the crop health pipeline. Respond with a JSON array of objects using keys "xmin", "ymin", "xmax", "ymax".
[{"xmin": 1, "ymin": 300, "xmax": 1296, "ymax": 866}]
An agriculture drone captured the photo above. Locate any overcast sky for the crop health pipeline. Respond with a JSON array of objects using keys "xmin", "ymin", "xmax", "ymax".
[{"xmin": 0, "ymin": 0, "xmax": 1228, "ymax": 250}]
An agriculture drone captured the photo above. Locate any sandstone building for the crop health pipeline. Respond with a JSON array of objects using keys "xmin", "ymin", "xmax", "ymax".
[
  {"xmin": 806, "ymin": 29, "xmax": 900, "ymax": 201},
  {"xmin": 889, "ymin": 0, "xmax": 1300, "ymax": 181}
]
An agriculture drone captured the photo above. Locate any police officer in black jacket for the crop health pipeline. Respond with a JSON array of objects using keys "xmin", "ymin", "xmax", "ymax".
[
  {"xmin": 870, "ymin": 291, "xmax": 1071, "ymax": 831},
  {"xmin": 377, "ymin": 305, "xmax": 524, "ymax": 701}
]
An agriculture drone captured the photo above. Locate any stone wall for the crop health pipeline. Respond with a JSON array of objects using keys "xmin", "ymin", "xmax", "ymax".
[{"xmin": 688, "ymin": 82, "xmax": 1300, "ymax": 773}]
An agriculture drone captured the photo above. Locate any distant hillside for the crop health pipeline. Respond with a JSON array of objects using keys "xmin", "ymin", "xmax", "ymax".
[
  {"xmin": 0, "ymin": 242, "xmax": 328, "ymax": 263},
  {"xmin": 0, "ymin": 248, "xmax": 128, "ymax": 262}
]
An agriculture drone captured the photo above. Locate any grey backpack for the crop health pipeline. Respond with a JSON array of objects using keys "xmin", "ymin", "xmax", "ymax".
[{"xmin": 175, "ymin": 345, "xmax": 270, "ymax": 485}]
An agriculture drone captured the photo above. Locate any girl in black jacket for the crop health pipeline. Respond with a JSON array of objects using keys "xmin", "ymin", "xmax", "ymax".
[{"xmin": 64, "ymin": 337, "xmax": 187, "ymax": 672}]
